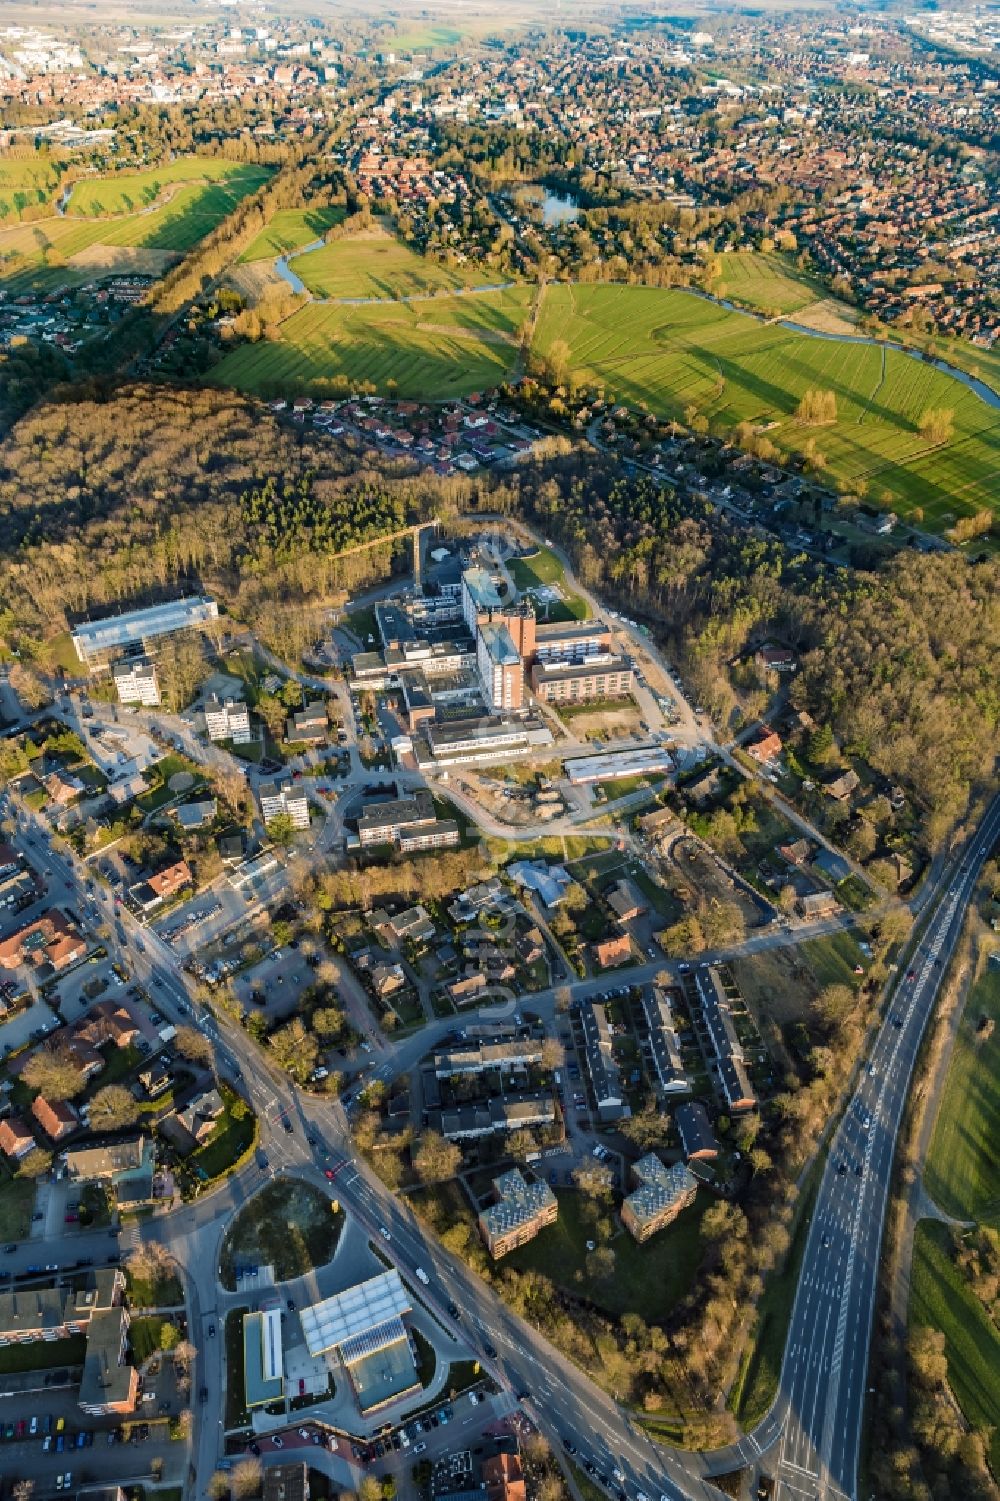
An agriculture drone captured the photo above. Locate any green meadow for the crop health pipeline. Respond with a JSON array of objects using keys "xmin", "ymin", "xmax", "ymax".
[
  {"xmin": 533, "ymin": 283, "xmax": 1000, "ymax": 528},
  {"xmin": 293, "ymin": 233, "xmax": 507, "ymax": 301},
  {"xmin": 238, "ymin": 206, "xmax": 345, "ymax": 263},
  {"xmin": 211, "ymin": 285, "xmax": 531, "ymax": 400}
]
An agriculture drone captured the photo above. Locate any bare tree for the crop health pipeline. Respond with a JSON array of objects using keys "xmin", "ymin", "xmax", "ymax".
[
  {"xmin": 89, "ymin": 1084, "xmax": 140, "ymax": 1131},
  {"xmin": 231, "ymin": 1457, "xmax": 263, "ymax": 1499},
  {"xmin": 174, "ymin": 1025, "xmax": 215, "ymax": 1070}
]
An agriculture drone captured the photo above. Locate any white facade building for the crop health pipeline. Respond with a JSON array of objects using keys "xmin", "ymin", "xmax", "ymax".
[
  {"xmin": 112, "ymin": 657, "xmax": 160, "ymax": 707},
  {"xmin": 259, "ymin": 779, "xmax": 309, "ymax": 831},
  {"xmin": 204, "ymin": 695, "xmax": 252, "ymax": 746}
]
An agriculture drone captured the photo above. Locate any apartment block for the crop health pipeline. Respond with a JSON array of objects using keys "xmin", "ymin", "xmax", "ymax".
[
  {"xmin": 478, "ymin": 1168, "xmax": 558, "ymax": 1259},
  {"xmin": 621, "ymin": 1155, "xmax": 698, "ymax": 1243},
  {"xmin": 112, "ymin": 656, "xmax": 160, "ymax": 707},
  {"xmin": 693, "ymin": 967, "xmax": 757, "ymax": 1113},
  {"xmin": 204, "ymin": 694, "xmax": 253, "ymax": 745},
  {"xmin": 259, "ymin": 778, "xmax": 310, "ymax": 831},
  {"xmin": 579, "ymin": 999, "xmax": 625, "ymax": 1120},
  {"xmin": 355, "ymin": 785, "xmax": 459, "ymax": 852},
  {"xmin": 529, "ymin": 654, "xmax": 633, "ymax": 704},
  {"xmin": 477, "ymin": 622, "xmax": 523, "ymax": 712}
]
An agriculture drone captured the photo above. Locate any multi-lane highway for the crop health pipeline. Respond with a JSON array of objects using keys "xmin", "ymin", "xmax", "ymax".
[{"xmin": 6, "ymin": 786, "xmax": 998, "ymax": 1501}]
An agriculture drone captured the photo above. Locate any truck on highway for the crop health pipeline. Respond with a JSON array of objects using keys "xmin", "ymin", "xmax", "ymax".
[{"xmin": 414, "ymin": 1267, "xmax": 430, "ymax": 1285}]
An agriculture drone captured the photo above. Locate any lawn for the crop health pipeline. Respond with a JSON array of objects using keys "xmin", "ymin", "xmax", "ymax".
[
  {"xmin": 0, "ymin": 1174, "xmax": 36, "ymax": 1240},
  {"xmin": 0, "ymin": 1335, "xmax": 86, "ymax": 1374},
  {"xmin": 508, "ymin": 547, "xmax": 589, "ymax": 621},
  {"xmin": 129, "ymin": 1315, "xmax": 175, "ymax": 1364},
  {"xmin": 714, "ymin": 250, "xmax": 826, "ymax": 317},
  {"xmin": 239, "ymin": 206, "xmax": 345, "ymax": 263},
  {"xmin": 292, "ymin": 232, "xmax": 505, "ymax": 301},
  {"xmin": 924, "ymin": 959, "xmax": 1000, "ymax": 1223},
  {"xmin": 732, "ymin": 928, "xmax": 866, "ymax": 1030},
  {"xmin": 190, "ymin": 1092, "xmax": 257, "ymax": 1182},
  {"xmin": 909, "ymin": 1218, "xmax": 1000, "ymax": 1474},
  {"xmin": 127, "ymin": 1265, "xmax": 184, "ymax": 1310},
  {"xmin": 532, "ymin": 283, "xmax": 1000, "ymax": 532},
  {"xmin": 0, "ymin": 155, "xmax": 68, "ymax": 222},
  {"xmin": 212, "ymin": 286, "xmax": 531, "ymax": 401},
  {"xmin": 505, "ymin": 1186, "xmax": 708, "ymax": 1323},
  {"xmin": 220, "ymin": 1179, "xmax": 343, "ymax": 1290}
]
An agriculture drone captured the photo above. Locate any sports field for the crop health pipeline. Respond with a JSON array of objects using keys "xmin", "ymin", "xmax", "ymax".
[
  {"xmin": 0, "ymin": 164, "xmax": 269, "ymax": 285},
  {"xmin": 238, "ymin": 206, "xmax": 345, "ymax": 263},
  {"xmin": 293, "ymin": 232, "xmax": 507, "ymax": 301},
  {"xmin": 533, "ymin": 283, "xmax": 1000, "ymax": 529},
  {"xmin": 211, "ymin": 285, "xmax": 532, "ymax": 399},
  {"xmin": 715, "ymin": 250, "xmax": 823, "ymax": 316},
  {"xmin": 924, "ymin": 959, "xmax": 1000, "ymax": 1224}
]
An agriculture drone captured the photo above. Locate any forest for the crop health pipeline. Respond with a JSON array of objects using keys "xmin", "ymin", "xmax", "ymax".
[{"xmin": 0, "ymin": 385, "xmax": 996, "ymax": 841}]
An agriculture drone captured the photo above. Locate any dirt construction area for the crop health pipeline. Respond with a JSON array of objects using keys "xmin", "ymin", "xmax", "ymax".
[{"xmin": 557, "ymin": 703, "xmax": 645, "ymax": 741}]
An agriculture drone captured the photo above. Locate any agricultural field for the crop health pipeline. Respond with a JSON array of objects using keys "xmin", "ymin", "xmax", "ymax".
[
  {"xmin": 212, "ymin": 285, "xmax": 532, "ymax": 400},
  {"xmin": 238, "ymin": 205, "xmax": 345, "ymax": 263},
  {"xmin": 293, "ymin": 231, "xmax": 508, "ymax": 301},
  {"xmin": 533, "ymin": 283, "xmax": 1000, "ymax": 531},
  {"xmin": 714, "ymin": 250, "xmax": 825, "ymax": 316},
  {"xmin": 0, "ymin": 162, "xmax": 269, "ymax": 287},
  {"xmin": 0, "ymin": 155, "xmax": 67, "ymax": 223}
]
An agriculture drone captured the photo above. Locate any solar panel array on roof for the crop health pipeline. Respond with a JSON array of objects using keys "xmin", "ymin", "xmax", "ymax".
[
  {"xmin": 300, "ymin": 1270, "xmax": 411, "ymax": 1358},
  {"xmin": 339, "ymin": 1315, "xmax": 408, "ymax": 1367}
]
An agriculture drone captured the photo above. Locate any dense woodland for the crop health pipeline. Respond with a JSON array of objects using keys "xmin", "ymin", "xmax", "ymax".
[{"xmin": 1, "ymin": 383, "xmax": 996, "ymax": 838}]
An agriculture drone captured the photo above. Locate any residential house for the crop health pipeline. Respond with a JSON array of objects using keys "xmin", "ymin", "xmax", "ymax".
[
  {"xmin": 370, "ymin": 906, "xmax": 436, "ymax": 947},
  {"xmin": 75, "ymin": 1001, "xmax": 140, "ymax": 1050},
  {"xmin": 174, "ymin": 798, "xmax": 217, "ymax": 831},
  {"xmin": 0, "ymin": 1115, "xmax": 36, "ymax": 1160},
  {"xmin": 0, "ymin": 910, "xmax": 86, "ymax": 973},
  {"xmin": 579, "ymin": 1000, "xmax": 624, "ymax": 1121},
  {"xmin": 448, "ymin": 972, "xmax": 488, "ymax": 1005},
  {"xmin": 747, "ymin": 727, "xmax": 782, "ymax": 765},
  {"xmin": 32, "ymin": 1094, "xmax": 78, "ymax": 1141},
  {"xmin": 173, "ymin": 1088, "xmax": 225, "ymax": 1146},
  {"xmin": 606, "ymin": 879, "xmax": 647, "ymax": 924},
  {"xmin": 130, "ymin": 858, "xmax": 192, "ymax": 912},
  {"xmin": 674, "ymin": 1100, "xmax": 719, "ymax": 1161},
  {"xmin": 797, "ymin": 891, "xmax": 840, "ymax": 919},
  {"xmin": 693, "ymin": 967, "xmax": 757, "ymax": 1114},
  {"xmin": 824, "ymin": 769, "xmax": 860, "ymax": 802},
  {"xmin": 592, "ymin": 933, "xmax": 632, "ymax": 969},
  {"xmin": 284, "ymin": 701, "xmax": 329, "ymax": 745},
  {"xmin": 779, "ymin": 838, "xmax": 812, "ymax": 867},
  {"xmin": 44, "ymin": 769, "xmax": 85, "ymax": 806}
]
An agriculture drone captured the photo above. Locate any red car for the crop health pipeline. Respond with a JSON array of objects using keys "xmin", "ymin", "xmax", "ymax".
[{"xmin": 324, "ymin": 1169, "xmax": 336, "ymax": 1181}]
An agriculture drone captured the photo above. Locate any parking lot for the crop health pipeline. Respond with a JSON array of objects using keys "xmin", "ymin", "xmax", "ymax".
[{"xmin": 233, "ymin": 946, "xmax": 317, "ymax": 1023}]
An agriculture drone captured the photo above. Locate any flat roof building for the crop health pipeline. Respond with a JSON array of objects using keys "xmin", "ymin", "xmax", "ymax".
[
  {"xmin": 564, "ymin": 746, "xmax": 674, "ymax": 785},
  {"xmin": 112, "ymin": 656, "xmax": 160, "ymax": 707},
  {"xmin": 72, "ymin": 596, "xmax": 218, "ymax": 669},
  {"xmin": 244, "ymin": 1307, "xmax": 284, "ymax": 1408},
  {"xmin": 259, "ymin": 778, "xmax": 309, "ymax": 831},
  {"xmin": 530, "ymin": 655, "xmax": 633, "ymax": 705}
]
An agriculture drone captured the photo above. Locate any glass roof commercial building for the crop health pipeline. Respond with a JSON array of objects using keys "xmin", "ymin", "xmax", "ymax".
[
  {"xmin": 71, "ymin": 595, "xmax": 219, "ymax": 667},
  {"xmin": 300, "ymin": 1271, "xmax": 419, "ymax": 1413}
]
